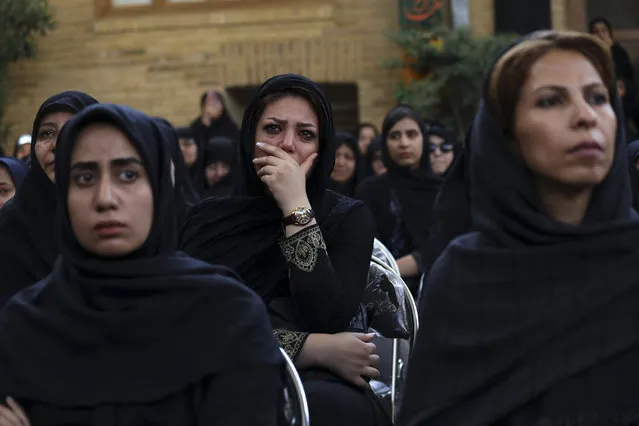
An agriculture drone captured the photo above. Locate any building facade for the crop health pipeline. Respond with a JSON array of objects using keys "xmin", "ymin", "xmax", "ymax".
[{"xmin": 3, "ymin": 0, "xmax": 638, "ymax": 147}]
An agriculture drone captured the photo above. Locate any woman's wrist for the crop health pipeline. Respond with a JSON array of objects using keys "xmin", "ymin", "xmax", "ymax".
[
  {"xmin": 295, "ymin": 333, "xmax": 330, "ymax": 368},
  {"xmin": 280, "ymin": 197, "xmax": 312, "ymax": 216}
]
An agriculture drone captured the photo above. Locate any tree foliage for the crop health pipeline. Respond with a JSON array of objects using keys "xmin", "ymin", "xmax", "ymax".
[
  {"xmin": 0, "ymin": 0, "xmax": 55, "ymax": 148},
  {"xmin": 385, "ymin": 27, "xmax": 516, "ymax": 139}
]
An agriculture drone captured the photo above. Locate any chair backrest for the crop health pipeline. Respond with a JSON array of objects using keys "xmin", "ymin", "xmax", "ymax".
[
  {"xmin": 373, "ymin": 238, "xmax": 401, "ymax": 275},
  {"xmin": 280, "ymin": 348, "xmax": 310, "ymax": 426}
]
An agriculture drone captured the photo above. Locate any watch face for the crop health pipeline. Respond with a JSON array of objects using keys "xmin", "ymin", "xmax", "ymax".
[{"xmin": 294, "ymin": 209, "xmax": 312, "ymax": 225}]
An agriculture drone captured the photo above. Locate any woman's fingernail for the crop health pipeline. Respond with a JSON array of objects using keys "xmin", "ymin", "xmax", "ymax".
[{"xmin": 256, "ymin": 142, "xmax": 264, "ymax": 148}]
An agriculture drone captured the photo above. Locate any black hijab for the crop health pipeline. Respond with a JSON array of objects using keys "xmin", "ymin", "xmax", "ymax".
[
  {"xmin": 399, "ymin": 34, "xmax": 639, "ymax": 426},
  {"xmin": 201, "ymin": 136, "xmax": 238, "ymax": 197},
  {"xmin": 0, "ymin": 103, "xmax": 281, "ymax": 406},
  {"xmin": 380, "ymin": 104, "xmax": 442, "ymax": 264},
  {"xmin": 0, "ymin": 91, "xmax": 98, "ymax": 307},
  {"xmin": 0, "ymin": 157, "xmax": 29, "ymax": 189},
  {"xmin": 328, "ymin": 131, "xmax": 364, "ymax": 197},
  {"xmin": 181, "ymin": 74, "xmax": 363, "ymax": 303},
  {"xmin": 627, "ymin": 140, "xmax": 639, "ymax": 212}
]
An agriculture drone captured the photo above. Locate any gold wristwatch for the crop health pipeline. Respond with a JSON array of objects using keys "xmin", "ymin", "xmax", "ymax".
[{"xmin": 282, "ymin": 207, "xmax": 315, "ymax": 226}]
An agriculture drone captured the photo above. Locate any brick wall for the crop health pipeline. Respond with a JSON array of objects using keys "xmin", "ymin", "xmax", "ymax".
[{"xmin": 4, "ymin": 0, "xmax": 405, "ymax": 148}]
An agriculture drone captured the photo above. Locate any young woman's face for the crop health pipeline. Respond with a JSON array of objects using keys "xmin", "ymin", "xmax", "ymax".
[
  {"xmin": 205, "ymin": 162, "xmax": 231, "ymax": 186},
  {"xmin": 592, "ymin": 22, "xmax": 613, "ymax": 46},
  {"xmin": 15, "ymin": 144, "xmax": 31, "ymax": 161},
  {"xmin": 35, "ymin": 111, "xmax": 74, "ymax": 182},
  {"xmin": 429, "ymin": 134, "xmax": 455, "ymax": 176},
  {"xmin": 513, "ymin": 50, "xmax": 616, "ymax": 189},
  {"xmin": 178, "ymin": 137, "xmax": 198, "ymax": 167},
  {"xmin": 331, "ymin": 144, "xmax": 357, "ymax": 183},
  {"xmin": 371, "ymin": 150, "xmax": 387, "ymax": 176},
  {"xmin": 254, "ymin": 95, "xmax": 320, "ymax": 170},
  {"xmin": 68, "ymin": 123, "xmax": 154, "ymax": 258},
  {"xmin": 0, "ymin": 165, "xmax": 16, "ymax": 208},
  {"xmin": 386, "ymin": 117, "xmax": 424, "ymax": 169},
  {"xmin": 203, "ymin": 92, "xmax": 224, "ymax": 120},
  {"xmin": 358, "ymin": 126, "xmax": 376, "ymax": 156}
]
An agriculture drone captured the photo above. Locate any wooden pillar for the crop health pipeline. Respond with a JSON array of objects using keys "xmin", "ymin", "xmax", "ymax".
[
  {"xmin": 551, "ymin": 0, "xmax": 587, "ymax": 31},
  {"xmin": 469, "ymin": 0, "xmax": 494, "ymax": 35}
]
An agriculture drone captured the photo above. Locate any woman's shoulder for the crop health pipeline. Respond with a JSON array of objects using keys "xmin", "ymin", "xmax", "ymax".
[{"xmin": 354, "ymin": 174, "xmax": 390, "ymax": 200}]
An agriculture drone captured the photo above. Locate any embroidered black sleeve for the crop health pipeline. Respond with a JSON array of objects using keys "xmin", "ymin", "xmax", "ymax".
[
  {"xmin": 276, "ymin": 207, "xmax": 375, "ymax": 334},
  {"xmin": 273, "ymin": 329, "xmax": 310, "ymax": 361},
  {"xmin": 279, "ymin": 225, "xmax": 327, "ymax": 273}
]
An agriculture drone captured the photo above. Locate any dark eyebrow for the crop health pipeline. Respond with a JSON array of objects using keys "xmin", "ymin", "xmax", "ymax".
[
  {"xmin": 70, "ymin": 157, "xmax": 143, "ymax": 171},
  {"xmin": 266, "ymin": 117, "xmax": 317, "ymax": 128},
  {"xmin": 533, "ymin": 82, "xmax": 607, "ymax": 94},
  {"xmin": 38, "ymin": 122, "xmax": 59, "ymax": 130},
  {"xmin": 111, "ymin": 157, "xmax": 143, "ymax": 168}
]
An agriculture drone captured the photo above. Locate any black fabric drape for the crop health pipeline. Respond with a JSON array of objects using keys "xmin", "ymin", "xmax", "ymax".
[
  {"xmin": 0, "ymin": 91, "xmax": 98, "ymax": 307},
  {"xmin": 399, "ymin": 34, "xmax": 639, "ymax": 426},
  {"xmin": 628, "ymin": 140, "xmax": 639, "ymax": 212},
  {"xmin": 0, "ymin": 103, "xmax": 282, "ymax": 406},
  {"xmin": 328, "ymin": 131, "xmax": 365, "ymax": 197}
]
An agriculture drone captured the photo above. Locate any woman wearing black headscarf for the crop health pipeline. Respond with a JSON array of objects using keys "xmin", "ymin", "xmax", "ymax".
[
  {"xmin": 328, "ymin": 131, "xmax": 364, "ymax": 197},
  {"xmin": 355, "ymin": 105, "xmax": 441, "ymax": 290},
  {"xmin": 0, "ymin": 91, "xmax": 98, "ymax": 307},
  {"xmin": 181, "ymin": 74, "xmax": 390, "ymax": 426},
  {"xmin": 427, "ymin": 125, "xmax": 461, "ymax": 177},
  {"xmin": 589, "ymin": 17, "xmax": 636, "ymax": 93},
  {"xmin": 365, "ymin": 135, "xmax": 387, "ymax": 177},
  {"xmin": 200, "ymin": 136, "xmax": 237, "ymax": 198},
  {"xmin": 190, "ymin": 90, "xmax": 240, "ymax": 148},
  {"xmin": 0, "ymin": 103, "xmax": 283, "ymax": 425},
  {"xmin": 0, "ymin": 157, "xmax": 28, "ymax": 209},
  {"xmin": 399, "ymin": 30, "xmax": 639, "ymax": 426}
]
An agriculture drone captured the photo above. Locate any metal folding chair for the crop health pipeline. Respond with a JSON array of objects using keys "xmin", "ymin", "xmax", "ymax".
[
  {"xmin": 373, "ymin": 238, "xmax": 401, "ymax": 276},
  {"xmin": 370, "ymin": 256, "xmax": 419, "ymax": 423},
  {"xmin": 280, "ymin": 348, "xmax": 310, "ymax": 426}
]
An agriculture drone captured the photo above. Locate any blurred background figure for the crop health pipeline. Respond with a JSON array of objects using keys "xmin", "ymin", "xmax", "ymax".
[
  {"xmin": 365, "ymin": 136, "xmax": 387, "ymax": 177},
  {"xmin": 589, "ymin": 17, "xmax": 636, "ymax": 94},
  {"xmin": 0, "ymin": 157, "xmax": 28, "ymax": 208},
  {"xmin": 427, "ymin": 126, "xmax": 461, "ymax": 177},
  {"xmin": 12, "ymin": 134, "xmax": 32, "ymax": 165},
  {"xmin": 201, "ymin": 136, "xmax": 237, "ymax": 198},
  {"xmin": 190, "ymin": 90, "xmax": 240, "ymax": 148},
  {"xmin": 356, "ymin": 122, "xmax": 379, "ymax": 157},
  {"xmin": 329, "ymin": 131, "xmax": 364, "ymax": 197}
]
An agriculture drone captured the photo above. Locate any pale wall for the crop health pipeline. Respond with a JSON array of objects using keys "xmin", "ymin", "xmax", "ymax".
[{"xmin": 4, "ymin": 0, "xmax": 403, "ymax": 147}]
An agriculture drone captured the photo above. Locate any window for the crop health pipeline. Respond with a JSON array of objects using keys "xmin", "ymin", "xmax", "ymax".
[{"xmin": 96, "ymin": 0, "xmax": 255, "ymax": 18}]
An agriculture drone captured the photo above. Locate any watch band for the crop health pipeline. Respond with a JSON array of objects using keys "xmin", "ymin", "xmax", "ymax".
[{"xmin": 282, "ymin": 207, "xmax": 315, "ymax": 226}]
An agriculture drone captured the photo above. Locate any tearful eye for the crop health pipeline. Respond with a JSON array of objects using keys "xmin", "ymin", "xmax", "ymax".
[
  {"xmin": 264, "ymin": 124, "xmax": 280, "ymax": 134},
  {"xmin": 300, "ymin": 130, "xmax": 316, "ymax": 141}
]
